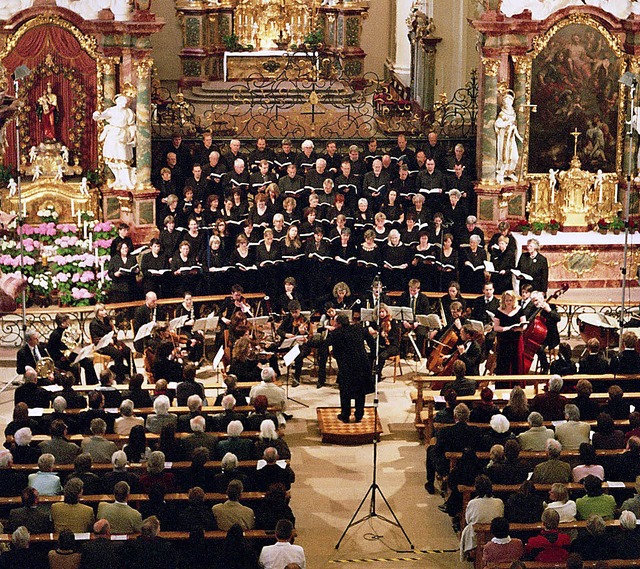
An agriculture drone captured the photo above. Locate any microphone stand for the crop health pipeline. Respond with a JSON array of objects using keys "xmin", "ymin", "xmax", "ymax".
[{"xmin": 336, "ymin": 275, "xmax": 413, "ymax": 551}]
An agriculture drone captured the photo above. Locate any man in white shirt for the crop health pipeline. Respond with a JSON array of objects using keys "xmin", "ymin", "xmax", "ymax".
[
  {"xmin": 259, "ymin": 519, "xmax": 305, "ymax": 569},
  {"xmin": 249, "ymin": 367, "xmax": 286, "ymax": 423}
]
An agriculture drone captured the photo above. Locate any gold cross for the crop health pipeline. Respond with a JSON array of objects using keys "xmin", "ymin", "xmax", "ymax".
[{"xmin": 570, "ymin": 128, "xmax": 581, "ymax": 157}]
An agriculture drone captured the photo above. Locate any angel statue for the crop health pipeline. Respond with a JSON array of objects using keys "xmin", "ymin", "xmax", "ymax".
[{"xmin": 93, "ymin": 94, "xmax": 136, "ymax": 190}]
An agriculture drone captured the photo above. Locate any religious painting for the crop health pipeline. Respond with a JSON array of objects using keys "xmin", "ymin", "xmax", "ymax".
[{"xmin": 528, "ymin": 21, "xmax": 623, "ymax": 174}]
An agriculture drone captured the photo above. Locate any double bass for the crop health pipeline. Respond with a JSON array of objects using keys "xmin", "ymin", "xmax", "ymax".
[{"xmin": 522, "ymin": 284, "xmax": 569, "ymax": 373}]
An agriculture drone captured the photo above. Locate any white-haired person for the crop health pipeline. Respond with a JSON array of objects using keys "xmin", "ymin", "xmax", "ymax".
[
  {"xmin": 114, "ymin": 399, "xmax": 144, "ymax": 436},
  {"xmin": 139, "ymin": 451, "xmax": 176, "ymax": 494},
  {"xmin": 28, "ymin": 453, "xmax": 61, "ymax": 496},
  {"xmin": 145, "ymin": 395, "xmax": 177, "ymax": 434},
  {"xmin": 255, "ymin": 419, "xmax": 291, "ymax": 460},
  {"xmin": 249, "ymin": 367, "xmax": 286, "ymax": 424},
  {"xmin": 480, "ymin": 414, "xmax": 514, "ymax": 451},
  {"xmin": 216, "ymin": 420, "xmax": 254, "ymax": 461},
  {"xmin": 11, "ymin": 427, "xmax": 40, "ymax": 465},
  {"xmin": 0, "ymin": 449, "xmax": 27, "ymax": 497}
]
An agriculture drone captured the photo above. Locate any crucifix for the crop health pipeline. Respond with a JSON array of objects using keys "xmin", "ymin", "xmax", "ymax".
[{"xmin": 570, "ymin": 127, "xmax": 581, "ymax": 157}]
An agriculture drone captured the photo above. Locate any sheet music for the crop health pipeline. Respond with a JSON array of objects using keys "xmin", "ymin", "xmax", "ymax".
[
  {"xmin": 388, "ymin": 306, "xmax": 413, "ymax": 321},
  {"xmin": 134, "ymin": 320, "xmax": 157, "ymax": 342},
  {"xmin": 169, "ymin": 315, "xmax": 189, "ymax": 331},
  {"xmin": 283, "ymin": 343, "xmax": 301, "ymax": 367},
  {"xmin": 212, "ymin": 345, "xmax": 224, "ymax": 369},
  {"xmin": 280, "ymin": 335, "xmax": 306, "ymax": 350},
  {"xmin": 95, "ymin": 331, "xmax": 114, "ymax": 351},
  {"xmin": 72, "ymin": 344, "xmax": 95, "ymax": 365},
  {"xmin": 193, "ymin": 316, "xmax": 218, "ymax": 332}
]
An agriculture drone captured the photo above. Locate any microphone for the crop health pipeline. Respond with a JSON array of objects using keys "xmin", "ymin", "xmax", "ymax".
[{"xmin": 348, "ymin": 299, "xmax": 361, "ymax": 310}]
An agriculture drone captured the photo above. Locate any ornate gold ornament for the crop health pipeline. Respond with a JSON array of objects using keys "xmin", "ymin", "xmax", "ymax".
[
  {"xmin": 562, "ymin": 249, "xmax": 599, "ymax": 277},
  {"xmin": 482, "ymin": 57, "xmax": 500, "ymax": 77}
]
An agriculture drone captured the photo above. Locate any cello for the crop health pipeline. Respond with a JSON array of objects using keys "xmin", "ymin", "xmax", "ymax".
[
  {"xmin": 522, "ymin": 284, "xmax": 569, "ymax": 373},
  {"xmin": 426, "ymin": 305, "xmax": 465, "ymax": 374}
]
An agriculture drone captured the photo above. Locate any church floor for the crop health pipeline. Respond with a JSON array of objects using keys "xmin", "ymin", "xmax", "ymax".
[{"xmin": 0, "ymin": 358, "xmax": 463, "ymax": 569}]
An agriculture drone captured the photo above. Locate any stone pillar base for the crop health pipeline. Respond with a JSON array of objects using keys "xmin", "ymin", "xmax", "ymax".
[
  {"xmin": 475, "ymin": 180, "xmax": 529, "ymax": 234},
  {"xmin": 101, "ymin": 184, "xmax": 159, "ymax": 244}
]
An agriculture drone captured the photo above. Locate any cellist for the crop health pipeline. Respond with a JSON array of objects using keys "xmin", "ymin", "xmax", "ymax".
[{"xmin": 524, "ymin": 291, "xmax": 560, "ymax": 375}]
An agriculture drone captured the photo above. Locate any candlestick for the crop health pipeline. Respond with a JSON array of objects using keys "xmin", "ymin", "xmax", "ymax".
[
  {"xmin": 71, "ymin": 200, "xmax": 75, "ymax": 217},
  {"xmin": 83, "ymin": 221, "xmax": 88, "ymax": 240},
  {"xmin": 534, "ymin": 183, "xmax": 539, "ymax": 203},
  {"xmin": 100, "ymin": 260, "xmax": 105, "ymax": 284},
  {"xmin": 94, "ymin": 244, "xmax": 99, "ymax": 268},
  {"xmin": 598, "ymin": 184, "xmax": 603, "ymax": 203},
  {"xmin": 77, "ymin": 211, "xmax": 81, "ymax": 228},
  {"xmin": 88, "ymin": 231, "xmax": 93, "ymax": 250},
  {"xmin": 615, "ymin": 183, "xmax": 619, "ymax": 204},
  {"xmin": 550, "ymin": 186, "xmax": 555, "ymax": 204}
]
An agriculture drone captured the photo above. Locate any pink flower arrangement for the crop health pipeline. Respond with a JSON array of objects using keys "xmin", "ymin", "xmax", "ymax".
[
  {"xmin": 55, "ymin": 236, "xmax": 80, "ymax": 248},
  {"xmin": 56, "ymin": 223, "xmax": 78, "ymax": 233},
  {"xmin": 80, "ymin": 271, "xmax": 94, "ymax": 283},
  {"xmin": 55, "ymin": 273, "xmax": 70, "ymax": 283},
  {"xmin": 94, "ymin": 238, "xmax": 113, "ymax": 248},
  {"xmin": 71, "ymin": 287, "xmax": 93, "ymax": 299},
  {"xmin": 93, "ymin": 221, "xmax": 114, "ymax": 233}
]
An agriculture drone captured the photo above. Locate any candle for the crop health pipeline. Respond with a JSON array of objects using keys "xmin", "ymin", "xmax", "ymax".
[
  {"xmin": 534, "ymin": 183, "xmax": 539, "ymax": 203},
  {"xmin": 100, "ymin": 260, "xmax": 105, "ymax": 284},
  {"xmin": 94, "ymin": 244, "xmax": 99, "ymax": 268},
  {"xmin": 83, "ymin": 221, "xmax": 88, "ymax": 240},
  {"xmin": 88, "ymin": 230, "xmax": 93, "ymax": 250},
  {"xmin": 22, "ymin": 201, "xmax": 26, "ymax": 217},
  {"xmin": 615, "ymin": 183, "xmax": 619, "ymax": 203},
  {"xmin": 599, "ymin": 183, "xmax": 603, "ymax": 203},
  {"xmin": 550, "ymin": 186, "xmax": 555, "ymax": 204},
  {"xmin": 71, "ymin": 200, "xmax": 75, "ymax": 217},
  {"xmin": 77, "ymin": 211, "xmax": 81, "ymax": 228}
]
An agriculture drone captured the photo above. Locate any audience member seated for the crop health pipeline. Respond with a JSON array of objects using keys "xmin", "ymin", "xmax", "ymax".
[
  {"xmin": 578, "ymin": 338, "xmax": 609, "ymax": 377},
  {"xmin": 0, "ymin": 450, "xmax": 26, "ymax": 500},
  {"xmin": 182, "ymin": 416, "xmax": 218, "ymax": 459},
  {"xmin": 574, "ymin": 379, "xmax": 600, "ymax": 421},
  {"xmin": 469, "ymin": 387, "xmax": 500, "ymax": 423},
  {"xmin": 505, "ymin": 480, "xmax": 544, "ymax": 524},
  {"xmin": 15, "ymin": 366, "xmax": 50, "ymax": 409},
  {"xmin": 209, "ymin": 394, "xmax": 244, "ymax": 433},
  {"xmin": 97, "ymin": 481, "xmax": 143, "ymax": 534},
  {"xmin": 50, "ymin": 478, "xmax": 95, "ymax": 533},
  {"xmin": 122, "ymin": 374, "xmax": 153, "ymax": 410},
  {"xmin": 481, "ymin": 516, "xmax": 524, "ymax": 568},
  {"xmin": 459, "ymin": 475, "xmax": 504, "ymax": 562},
  {"xmin": 65, "ymin": 453, "xmax": 103, "ymax": 495},
  {"xmin": 58, "ymin": 372, "xmax": 88, "ymax": 410},
  {"xmin": 480, "ymin": 414, "xmax": 514, "ymax": 451},
  {"xmin": 530, "ymin": 375, "xmax": 568, "ymax": 422},
  {"xmin": 127, "ymin": 515, "xmax": 178, "ymax": 569},
  {"xmin": 575, "ymin": 474, "xmax": 616, "ymax": 520},
  {"xmin": 46, "ymin": 396, "xmax": 76, "ymax": 436},
  {"xmin": 157, "ymin": 424, "xmax": 184, "ymax": 462},
  {"xmin": 258, "ymin": 519, "xmax": 305, "ymax": 569},
  {"xmin": 177, "ymin": 394, "xmax": 208, "ymax": 433},
  {"xmin": 139, "ymin": 487, "xmax": 175, "ymax": 532},
  {"xmin": 434, "ymin": 389, "xmax": 458, "ymax": 425},
  {"xmin": 483, "ymin": 444, "xmax": 506, "ymax": 483},
  {"xmin": 177, "ymin": 486, "xmax": 217, "ymax": 532},
  {"xmin": 524, "ymin": 508, "xmax": 571, "ymax": 563},
  {"xmin": 38, "ymin": 420, "xmax": 80, "ymax": 466},
  {"xmin": 244, "ymin": 395, "xmax": 278, "ymax": 432},
  {"xmin": 213, "ymin": 374, "xmax": 248, "ymax": 407},
  {"xmin": 78, "ymin": 391, "xmax": 113, "ymax": 435},
  {"xmin": 78, "ymin": 519, "xmax": 123, "ymax": 569},
  {"xmin": 612, "ymin": 510, "xmax": 640, "ymax": 558},
  {"xmin": 439, "ymin": 360, "xmax": 477, "ymax": 397},
  {"xmin": 572, "ymin": 443, "xmax": 605, "ymax": 483},
  {"xmin": 592, "ymin": 412, "xmax": 625, "ymax": 450},
  {"xmin": 554, "ymin": 404, "xmax": 591, "ymax": 450},
  {"xmin": 176, "ymin": 363, "xmax": 205, "ymax": 406},
  {"xmin": 531, "ymin": 439, "xmax": 571, "ymax": 484},
  {"xmin": 614, "ymin": 435, "xmax": 640, "ymax": 481},
  {"xmin": 102, "ymin": 450, "xmax": 141, "ymax": 494},
  {"xmin": 441, "ymin": 447, "xmax": 483, "ymax": 531},
  {"xmin": 214, "ymin": 452, "xmax": 251, "ymax": 494},
  {"xmin": 4, "ymin": 402, "xmax": 39, "ymax": 439},
  {"xmin": 11, "ymin": 427, "xmax": 40, "ymax": 465},
  {"xmin": 502, "ymin": 386, "xmax": 530, "ymax": 423},
  {"xmin": 0, "ymin": 526, "xmax": 46, "ymax": 569},
  {"xmin": 140, "ymin": 451, "xmax": 177, "ymax": 494},
  {"xmin": 255, "ymin": 419, "xmax": 290, "ymax": 460},
  {"xmin": 609, "ymin": 331, "xmax": 640, "ymax": 377},
  {"xmin": 249, "ymin": 367, "xmax": 286, "ymax": 425},
  {"xmin": 180, "ymin": 446, "xmax": 215, "ymax": 492},
  {"xmin": 216, "ymin": 420, "xmax": 254, "ymax": 461},
  {"xmin": 490, "ymin": 439, "xmax": 528, "ymax": 485},
  {"xmin": 96, "ymin": 369, "xmax": 123, "ymax": 409},
  {"xmin": 569, "ymin": 513, "xmax": 615, "ymax": 560},
  {"xmin": 28, "ymin": 453, "xmax": 61, "ymax": 496},
  {"xmin": 516, "ymin": 412, "xmax": 554, "ymax": 451},
  {"xmin": 255, "ymin": 447, "xmax": 295, "ymax": 491},
  {"xmin": 212, "ymin": 479, "xmax": 255, "ymax": 531},
  {"xmin": 216, "ymin": 523, "xmax": 260, "ymax": 569},
  {"xmin": 81, "ymin": 418, "xmax": 117, "ymax": 463},
  {"xmin": 6, "ymin": 487, "xmax": 52, "ymax": 533},
  {"xmin": 145, "ymin": 395, "xmax": 177, "ymax": 434},
  {"xmin": 544, "ymin": 482, "xmax": 577, "ymax": 522},
  {"xmin": 114, "ymin": 399, "xmax": 144, "ymax": 435},
  {"xmin": 48, "ymin": 529, "xmax": 80, "ymax": 569},
  {"xmin": 123, "ymin": 425, "xmax": 151, "ymax": 463},
  {"xmin": 255, "ymin": 482, "xmax": 295, "ymax": 531},
  {"xmin": 549, "ymin": 342, "xmax": 577, "ymax": 377},
  {"xmin": 603, "ymin": 384, "xmax": 631, "ymax": 420}
]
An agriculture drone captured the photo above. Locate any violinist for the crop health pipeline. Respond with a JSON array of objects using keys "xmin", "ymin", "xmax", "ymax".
[
  {"xmin": 89, "ymin": 303, "xmax": 132, "ymax": 383},
  {"xmin": 228, "ymin": 310, "xmax": 250, "ymax": 345},
  {"xmin": 277, "ymin": 277, "xmax": 303, "ymax": 315},
  {"xmin": 493, "ymin": 290, "xmax": 526, "ymax": 375},
  {"xmin": 108, "ymin": 241, "xmax": 139, "ymax": 304},
  {"xmin": 399, "ymin": 279, "xmax": 431, "ymax": 356},
  {"xmin": 219, "ymin": 284, "xmax": 251, "ymax": 329},
  {"xmin": 456, "ymin": 325, "xmax": 482, "ymax": 377},
  {"xmin": 439, "ymin": 281, "xmax": 466, "ymax": 327},
  {"xmin": 277, "ymin": 300, "xmax": 313, "ymax": 387},
  {"xmin": 367, "ymin": 302, "xmax": 400, "ymax": 379},
  {"xmin": 175, "ymin": 291, "xmax": 204, "ymax": 364},
  {"xmin": 151, "ymin": 339, "xmax": 184, "ymax": 384},
  {"xmin": 228, "ymin": 336, "xmax": 263, "ymax": 383},
  {"xmin": 527, "ymin": 291, "xmax": 560, "ymax": 375}
]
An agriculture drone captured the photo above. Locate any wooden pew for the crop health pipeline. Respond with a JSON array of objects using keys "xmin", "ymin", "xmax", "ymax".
[
  {"xmin": 6, "ymin": 459, "xmax": 268, "ymax": 473},
  {"xmin": 433, "ymin": 419, "xmax": 633, "ymax": 433},
  {"xmin": 6, "ymin": 431, "xmax": 261, "ymax": 445},
  {"xmin": 458, "ymin": 481, "xmax": 634, "ymax": 531},
  {"xmin": 415, "ymin": 380, "xmax": 640, "ymax": 441},
  {"xmin": 0, "ymin": 529, "xmax": 279, "ymax": 542}
]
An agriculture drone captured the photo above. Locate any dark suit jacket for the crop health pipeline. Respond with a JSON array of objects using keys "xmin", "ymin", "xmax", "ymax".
[
  {"xmin": 434, "ymin": 421, "xmax": 480, "ymax": 456},
  {"xmin": 80, "ymin": 537, "xmax": 124, "ymax": 569},
  {"xmin": 6, "ymin": 506, "xmax": 52, "ymax": 533},
  {"xmin": 398, "ymin": 291, "xmax": 431, "ymax": 317},
  {"xmin": 133, "ymin": 304, "xmax": 154, "ymax": 353},
  {"xmin": 16, "ymin": 343, "xmax": 47, "ymax": 375},
  {"xmin": 470, "ymin": 295, "xmax": 500, "ymax": 326},
  {"xmin": 15, "ymin": 381, "xmax": 51, "ymax": 409}
]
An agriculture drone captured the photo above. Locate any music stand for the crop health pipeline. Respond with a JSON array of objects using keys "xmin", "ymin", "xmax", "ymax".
[
  {"xmin": 335, "ymin": 275, "xmax": 413, "ymax": 551},
  {"xmin": 282, "ymin": 341, "xmax": 309, "ymax": 408},
  {"xmin": 193, "ymin": 316, "xmax": 219, "ymax": 366}
]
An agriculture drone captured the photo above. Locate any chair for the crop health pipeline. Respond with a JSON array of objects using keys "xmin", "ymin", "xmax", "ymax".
[{"xmin": 93, "ymin": 353, "xmax": 112, "ymax": 372}]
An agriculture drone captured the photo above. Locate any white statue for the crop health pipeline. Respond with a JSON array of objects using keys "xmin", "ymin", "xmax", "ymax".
[
  {"xmin": 109, "ymin": 0, "xmax": 132, "ymax": 20},
  {"xmin": 500, "ymin": 0, "xmax": 631, "ymax": 19},
  {"xmin": 495, "ymin": 91, "xmax": 523, "ymax": 182},
  {"xmin": 93, "ymin": 94, "xmax": 137, "ymax": 190},
  {"xmin": 549, "ymin": 168, "xmax": 559, "ymax": 193},
  {"xmin": 54, "ymin": 165, "xmax": 64, "ymax": 181},
  {"xmin": 7, "ymin": 178, "xmax": 16, "ymax": 197},
  {"xmin": 60, "ymin": 146, "xmax": 69, "ymax": 164},
  {"xmin": 56, "ymin": 0, "xmax": 110, "ymax": 20},
  {"xmin": 0, "ymin": 0, "xmax": 33, "ymax": 20},
  {"xmin": 28, "ymin": 146, "xmax": 37, "ymax": 164},
  {"xmin": 495, "ymin": 168, "xmax": 505, "ymax": 186},
  {"xmin": 79, "ymin": 177, "xmax": 89, "ymax": 196},
  {"xmin": 32, "ymin": 164, "xmax": 42, "ymax": 182}
]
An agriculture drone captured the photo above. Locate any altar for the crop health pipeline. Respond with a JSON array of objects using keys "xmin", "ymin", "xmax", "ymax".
[{"xmin": 223, "ymin": 50, "xmax": 316, "ymax": 81}]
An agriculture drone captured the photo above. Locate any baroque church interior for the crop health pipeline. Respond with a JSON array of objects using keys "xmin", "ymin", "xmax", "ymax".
[{"xmin": 2, "ymin": 0, "xmax": 640, "ymax": 568}]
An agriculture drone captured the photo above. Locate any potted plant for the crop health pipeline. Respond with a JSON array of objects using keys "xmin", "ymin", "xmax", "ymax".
[
  {"xmin": 515, "ymin": 219, "xmax": 530, "ymax": 235},
  {"xmin": 609, "ymin": 216, "xmax": 625, "ymax": 235},
  {"xmin": 628, "ymin": 219, "xmax": 637, "ymax": 234},
  {"xmin": 531, "ymin": 221, "xmax": 546, "ymax": 235},
  {"xmin": 546, "ymin": 219, "xmax": 561, "ymax": 235},
  {"xmin": 596, "ymin": 218, "xmax": 609, "ymax": 235}
]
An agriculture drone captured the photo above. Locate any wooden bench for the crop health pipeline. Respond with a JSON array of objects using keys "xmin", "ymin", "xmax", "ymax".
[
  {"xmin": 6, "ymin": 459, "xmax": 269, "ymax": 473},
  {"xmin": 6, "ymin": 431, "xmax": 261, "ymax": 445},
  {"xmin": 32, "ymin": 404, "xmax": 272, "ymax": 416},
  {"xmin": 0, "ymin": 529, "xmax": 280, "ymax": 542},
  {"xmin": 415, "ymin": 379, "xmax": 640, "ymax": 441},
  {"xmin": 433, "ymin": 419, "xmax": 633, "ymax": 433}
]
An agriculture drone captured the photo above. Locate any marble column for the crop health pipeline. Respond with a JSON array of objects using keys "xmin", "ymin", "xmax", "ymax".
[
  {"xmin": 480, "ymin": 57, "xmax": 500, "ymax": 182},
  {"xmin": 103, "ymin": 60, "xmax": 117, "ymax": 108},
  {"xmin": 393, "ymin": 0, "xmax": 413, "ymax": 77},
  {"xmin": 135, "ymin": 58, "xmax": 153, "ymax": 189},
  {"xmin": 512, "ymin": 55, "xmax": 530, "ymax": 177}
]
